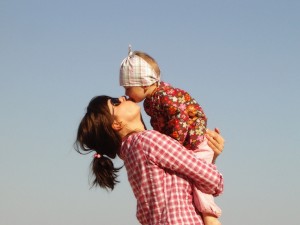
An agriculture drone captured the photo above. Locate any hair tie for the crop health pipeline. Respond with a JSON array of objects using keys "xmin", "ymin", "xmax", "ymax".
[{"xmin": 94, "ymin": 153, "xmax": 101, "ymax": 159}]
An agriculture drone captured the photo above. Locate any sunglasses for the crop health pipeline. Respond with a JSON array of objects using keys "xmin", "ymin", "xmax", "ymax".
[
  {"xmin": 110, "ymin": 98, "xmax": 121, "ymax": 106},
  {"xmin": 109, "ymin": 98, "xmax": 122, "ymax": 117}
]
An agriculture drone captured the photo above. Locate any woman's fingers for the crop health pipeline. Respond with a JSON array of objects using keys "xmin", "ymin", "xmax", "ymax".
[{"xmin": 206, "ymin": 128, "xmax": 225, "ymax": 162}]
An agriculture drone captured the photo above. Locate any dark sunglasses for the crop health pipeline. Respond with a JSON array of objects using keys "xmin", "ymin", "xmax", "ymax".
[
  {"xmin": 109, "ymin": 98, "xmax": 122, "ymax": 117},
  {"xmin": 110, "ymin": 98, "xmax": 121, "ymax": 106}
]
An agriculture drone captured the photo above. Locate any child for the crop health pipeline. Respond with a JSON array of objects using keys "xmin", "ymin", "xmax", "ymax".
[{"xmin": 119, "ymin": 46, "xmax": 222, "ymax": 225}]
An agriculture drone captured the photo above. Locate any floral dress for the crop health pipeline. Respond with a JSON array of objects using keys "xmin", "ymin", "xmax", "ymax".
[
  {"xmin": 144, "ymin": 81, "xmax": 207, "ymax": 150},
  {"xmin": 144, "ymin": 81, "xmax": 222, "ymax": 218}
]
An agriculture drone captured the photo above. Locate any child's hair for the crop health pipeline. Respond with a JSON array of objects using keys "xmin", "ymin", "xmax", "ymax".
[
  {"xmin": 74, "ymin": 95, "xmax": 122, "ymax": 190},
  {"xmin": 133, "ymin": 51, "xmax": 161, "ymax": 77}
]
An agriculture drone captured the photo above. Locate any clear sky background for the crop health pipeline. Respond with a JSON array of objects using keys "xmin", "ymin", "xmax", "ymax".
[{"xmin": 1, "ymin": 1, "xmax": 299, "ymax": 224}]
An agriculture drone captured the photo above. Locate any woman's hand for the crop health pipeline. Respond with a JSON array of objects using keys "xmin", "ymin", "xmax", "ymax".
[{"xmin": 206, "ymin": 128, "xmax": 225, "ymax": 163}]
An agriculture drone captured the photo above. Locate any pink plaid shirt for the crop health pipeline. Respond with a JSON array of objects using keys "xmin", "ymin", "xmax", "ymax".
[{"xmin": 119, "ymin": 130, "xmax": 223, "ymax": 225}]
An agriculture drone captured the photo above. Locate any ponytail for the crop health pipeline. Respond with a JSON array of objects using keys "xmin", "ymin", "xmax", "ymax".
[{"xmin": 90, "ymin": 156, "xmax": 121, "ymax": 190}]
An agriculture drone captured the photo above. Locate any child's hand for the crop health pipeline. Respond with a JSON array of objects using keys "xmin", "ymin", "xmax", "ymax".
[{"xmin": 206, "ymin": 128, "xmax": 225, "ymax": 163}]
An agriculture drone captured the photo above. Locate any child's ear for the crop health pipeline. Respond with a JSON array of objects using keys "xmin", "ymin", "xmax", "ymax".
[
  {"xmin": 112, "ymin": 121, "xmax": 123, "ymax": 130},
  {"xmin": 143, "ymin": 84, "xmax": 156, "ymax": 95}
]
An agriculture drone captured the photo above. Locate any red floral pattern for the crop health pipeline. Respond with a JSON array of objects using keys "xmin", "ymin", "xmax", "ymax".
[{"xmin": 144, "ymin": 82, "xmax": 207, "ymax": 150}]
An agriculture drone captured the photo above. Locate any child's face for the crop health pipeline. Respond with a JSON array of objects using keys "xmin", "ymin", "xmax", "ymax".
[{"xmin": 125, "ymin": 86, "xmax": 147, "ymax": 103}]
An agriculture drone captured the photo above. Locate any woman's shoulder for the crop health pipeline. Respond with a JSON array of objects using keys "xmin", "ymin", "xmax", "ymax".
[
  {"xmin": 128, "ymin": 130, "xmax": 168, "ymax": 145},
  {"xmin": 120, "ymin": 130, "xmax": 166, "ymax": 156},
  {"xmin": 144, "ymin": 129, "xmax": 164, "ymax": 136},
  {"xmin": 140, "ymin": 130, "xmax": 178, "ymax": 146},
  {"xmin": 123, "ymin": 130, "xmax": 162, "ymax": 142},
  {"xmin": 125, "ymin": 130, "xmax": 177, "ymax": 148}
]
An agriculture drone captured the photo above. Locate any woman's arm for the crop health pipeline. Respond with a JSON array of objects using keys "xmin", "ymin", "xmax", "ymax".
[{"xmin": 144, "ymin": 131, "xmax": 224, "ymax": 196}]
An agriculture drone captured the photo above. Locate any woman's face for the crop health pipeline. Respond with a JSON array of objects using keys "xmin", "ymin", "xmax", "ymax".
[{"xmin": 107, "ymin": 96, "xmax": 141, "ymax": 123}]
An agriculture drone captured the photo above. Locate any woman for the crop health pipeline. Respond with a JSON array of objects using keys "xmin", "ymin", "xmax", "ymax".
[{"xmin": 75, "ymin": 95, "xmax": 224, "ymax": 225}]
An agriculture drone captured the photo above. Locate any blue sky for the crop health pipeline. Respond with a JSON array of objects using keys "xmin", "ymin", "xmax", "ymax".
[{"xmin": 1, "ymin": 1, "xmax": 299, "ymax": 224}]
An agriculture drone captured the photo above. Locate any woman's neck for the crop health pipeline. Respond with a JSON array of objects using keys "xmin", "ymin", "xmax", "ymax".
[{"xmin": 119, "ymin": 122, "xmax": 145, "ymax": 139}]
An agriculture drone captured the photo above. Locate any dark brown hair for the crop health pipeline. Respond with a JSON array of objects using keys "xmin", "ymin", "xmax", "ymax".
[{"xmin": 74, "ymin": 95, "xmax": 122, "ymax": 190}]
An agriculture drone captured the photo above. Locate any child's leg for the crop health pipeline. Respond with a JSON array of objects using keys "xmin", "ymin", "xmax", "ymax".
[
  {"xmin": 194, "ymin": 188, "xmax": 222, "ymax": 225},
  {"xmin": 193, "ymin": 138, "xmax": 222, "ymax": 224},
  {"xmin": 202, "ymin": 213, "xmax": 221, "ymax": 225},
  {"xmin": 193, "ymin": 137, "xmax": 214, "ymax": 162},
  {"xmin": 193, "ymin": 188, "xmax": 222, "ymax": 218}
]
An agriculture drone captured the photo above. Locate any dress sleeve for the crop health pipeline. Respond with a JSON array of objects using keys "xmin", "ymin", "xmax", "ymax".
[{"xmin": 143, "ymin": 131, "xmax": 224, "ymax": 196}]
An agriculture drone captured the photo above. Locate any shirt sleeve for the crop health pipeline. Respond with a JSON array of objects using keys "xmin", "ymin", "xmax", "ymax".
[{"xmin": 143, "ymin": 131, "xmax": 224, "ymax": 196}]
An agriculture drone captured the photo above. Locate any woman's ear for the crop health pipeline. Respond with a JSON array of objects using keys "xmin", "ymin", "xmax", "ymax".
[{"xmin": 112, "ymin": 121, "xmax": 123, "ymax": 131}]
